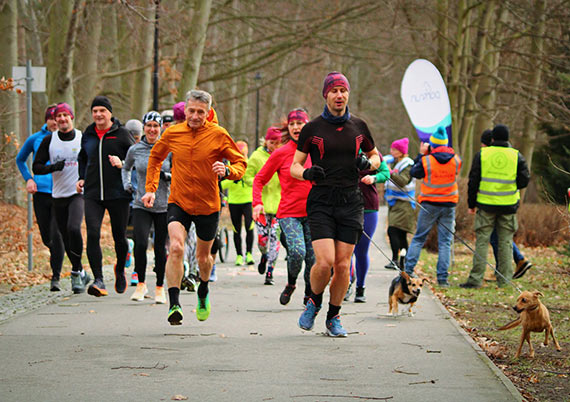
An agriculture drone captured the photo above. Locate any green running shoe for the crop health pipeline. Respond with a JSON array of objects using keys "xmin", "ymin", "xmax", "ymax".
[
  {"xmin": 245, "ymin": 252, "xmax": 254, "ymax": 265},
  {"xmin": 196, "ymin": 293, "xmax": 211, "ymax": 321},
  {"xmin": 168, "ymin": 305, "xmax": 183, "ymax": 325},
  {"xmin": 235, "ymin": 255, "xmax": 244, "ymax": 266}
]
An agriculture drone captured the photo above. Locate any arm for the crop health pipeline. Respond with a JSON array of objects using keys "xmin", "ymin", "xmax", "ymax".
[
  {"xmin": 374, "ymin": 160, "xmax": 390, "ymax": 183},
  {"xmin": 363, "ymin": 148, "xmax": 381, "ymax": 171},
  {"xmin": 391, "ymin": 164, "xmax": 413, "ymax": 188},
  {"xmin": 290, "ymin": 150, "xmax": 309, "ymax": 180},
  {"xmin": 243, "ymin": 152, "xmax": 261, "ymax": 186},
  {"xmin": 16, "ymin": 135, "xmax": 35, "ymax": 182},
  {"xmin": 516, "ymin": 152, "xmax": 530, "ymax": 189},
  {"xmin": 467, "ymin": 152, "xmax": 481, "ymax": 211},
  {"xmin": 252, "ymin": 152, "xmax": 280, "ymax": 207},
  {"xmin": 145, "ymin": 135, "xmax": 169, "ymax": 194},
  {"xmin": 219, "ymin": 137, "xmax": 247, "ymax": 181},
  {"xmin": 121, "ymin": 146, "xmax": 135, "ymax": 192},
  {"xmin": 32, "ymin": 135, "xmax": 57, "ymax": 175}
]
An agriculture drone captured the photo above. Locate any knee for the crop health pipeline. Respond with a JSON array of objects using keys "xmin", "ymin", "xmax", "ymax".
[
  {"xmin": 169, "ymin": 239, "xmax": 185, "ymax": 258},
  {"xmin": 196, "ymin": 254, "xmax": 211, "ymax": 267}
]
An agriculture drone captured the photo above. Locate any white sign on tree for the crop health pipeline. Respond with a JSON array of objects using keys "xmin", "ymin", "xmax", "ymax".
[{"xmin": 400, "ymin": 59, "xmax": 452, "ymax": 145}]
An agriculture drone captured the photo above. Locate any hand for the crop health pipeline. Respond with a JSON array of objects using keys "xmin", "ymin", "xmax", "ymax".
[
  {"xmin": 252, "ymin": 204, "xmax": 264, "ymax": 221},
  {"xmin": 76, "ymin": 179, "xmax": 84, "ymax": 194},
  {"xmin": 420, "ymin": 142, "xmax": 430, "ymax": 155},
  {"xmin": 125, "ymin": 184, "xmax": 134, "ymax": 194},
  {"xmin": 355, "ymin": 154, "xmax": 371, "ymax": 171},
  {"xmin": 361, "ymin": 175, "xmax": 375, "ymax": 185},
  {"xmin": 390, "ymin": 168, "xmax": 399, "ymax": 175},
  {"xmin": 302, "ymin": 165, "xmax": 326, "ymax": 181},
  {"xmin": 50, "ymin": 160, "xmax": 65, "ymax": 172},
  {"xmin": 108, "ymin": 155, "xmax": 122, "ymax": 168},
  {"xmin": 141, "ymin": 192, "xmax": 155, "ymax": 208},
  {"xmin": 26, "ymin": 179, "xmax": 37, "ymax": 194},
  {"xmin": 212, "ymin": 161, "xmax": 227, "ymax": 177},
  {"xmin": 468, "ymin": 208, "xmax": 476, "ymax": 215}
]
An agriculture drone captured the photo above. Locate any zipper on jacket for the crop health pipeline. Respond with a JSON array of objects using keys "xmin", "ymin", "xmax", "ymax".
[{"xmin": 98, "ymin": 133, "xmax": 104, "ymax": 200}]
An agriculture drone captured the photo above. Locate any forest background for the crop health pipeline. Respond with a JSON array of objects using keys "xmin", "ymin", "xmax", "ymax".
[{"xmin": 0, "ymin": 0, "xmax": 568, "ymax": 208}]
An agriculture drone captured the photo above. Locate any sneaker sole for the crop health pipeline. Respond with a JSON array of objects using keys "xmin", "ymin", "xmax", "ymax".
[
  {"xmin": 354, "ymin": 298, "xmax": 366, "ymax": 303},
  {"xmin": 326, "ymin": 329, "xmax": 348, "ymax": 337},
  {"xmin": 513, "ymin": 265, "xmax": 532, "ymax": 279},
  {"xmin": 114, "ymin": 267, "xmax": 127, "ymax": 294},
  {"xmin": 87, "ymin": 285, "xmax": 108, "ymax": 297},
  {"xmin": 168, "ymin": 311, "xmax": 183, "ymax": 325}
]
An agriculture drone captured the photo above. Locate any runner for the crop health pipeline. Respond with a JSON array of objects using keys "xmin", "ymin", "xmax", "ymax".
[
  {"xmin": 142, "ymin": 89, "xmax": 246, "ymax": 325},
  {"xmin": 16, "ymin": 104, "xmax": 65, "ymax": 291},
  {"xmin": 244, "ymin": 127, "xmax": 282, "ymax": 284},
  {"xmin": 253, "ymin": 109, "xmax": 315, "ymax": 305},
  {"xmin": 32, "ymin": 103, "xmax": 91, "ymax": 293},
  {"xmin": 77, "ymin": 95, "xmax": 135, "ymax": 297},
  {"xmin": 122, "ymin": 111, "xmax": 171, "ymax": 304},
  {"xmin": 292, "ymin": 72, "xmax": 381, "ymax": 336},
  {"xmin": 221, "ymin": 141, "xmax": 255, "ymax": 266}
]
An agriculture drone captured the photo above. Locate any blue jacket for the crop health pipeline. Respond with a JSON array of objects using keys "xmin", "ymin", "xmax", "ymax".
[{"xmin": 16, "ymin": 124, "xmax": 53, "ymax": 194}]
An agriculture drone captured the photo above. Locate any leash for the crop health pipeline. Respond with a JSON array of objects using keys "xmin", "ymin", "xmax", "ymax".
[
  {"xmin": 385, "ymin": 177, "xmax": 523, "ymax": 293},
  {"xmin": 362, "ymin": 231, "xmax": 403, "ymax": 274}
]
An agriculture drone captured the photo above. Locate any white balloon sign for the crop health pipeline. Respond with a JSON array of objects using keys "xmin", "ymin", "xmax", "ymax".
[{"xmin": 400, "ymin": 59, "xmax": 452, "ymax": 145}]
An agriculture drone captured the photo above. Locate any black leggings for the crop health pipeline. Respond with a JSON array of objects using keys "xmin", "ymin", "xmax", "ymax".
[
  {"xmin": 132, "ymin": 208, "xmax": 167, "ymax": 286},
  {"xmin": 387, "ymin": 226, "xmax": 409, "ymax": 260},
  {"xmin": 84, "ymin": 198, "xmax": 130, "ymax": 281},
  {"xmin": 53, "ymin": 194, "xmax": 84, "ymax": 272},
  {"xmin": 228, "ymin": 202, "xmax": 253, "ymax": 256},
  {"xmin": 33, "ymin": 192, "xmax": 64, "ymax": 279}
]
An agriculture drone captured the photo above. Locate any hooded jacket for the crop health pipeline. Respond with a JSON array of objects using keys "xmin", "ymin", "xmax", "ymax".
[
  {"xmin": 244, "ymin": 145, "xmax": 281, "ymax": 215},
  {"xmin": 16, "ymin": 124, "xmax": 53, "ymax": 194}
]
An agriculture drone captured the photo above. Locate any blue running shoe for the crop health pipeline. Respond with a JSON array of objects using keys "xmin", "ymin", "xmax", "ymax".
[
  {"xmin": 325, "ymin": 315, "xmax": 347, "ymax": 337},
  {"xmin": 125, "ymin": 238, "xmax": 134, "ymax": 268},
  {"xmin": 209, "ymin": 265, "xmax": 217, "ymax": 282},
  {"xmin": 298, "ymin": 298, "xmax": 320, "ymax": 331}
]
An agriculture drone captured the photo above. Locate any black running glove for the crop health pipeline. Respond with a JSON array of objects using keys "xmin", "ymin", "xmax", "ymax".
[
  {"xmin": 302, "ymin": 166, "xmax": 326, "ymax": 181},
  {"xmin": 355, "ymin": 154, "xmax": 371, "ymax": 171},
  {"xmin": 49, "ymin": 160, "xmax": 66, "ymax": 172}
]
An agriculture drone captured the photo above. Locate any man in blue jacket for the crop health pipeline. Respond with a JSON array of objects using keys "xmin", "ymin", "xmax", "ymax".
[{"xmin": 16, "ymin": 104, "xmax": 65, "ymax": 291}]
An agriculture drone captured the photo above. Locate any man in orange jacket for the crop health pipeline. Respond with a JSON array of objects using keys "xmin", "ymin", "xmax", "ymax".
[
  {"xmin": 142, "ymin": 89, "xmax": 247, "ymax": 325},
  {"xmin": 403, "ymin": 127, "xmax": 461, "ymax": 287}
]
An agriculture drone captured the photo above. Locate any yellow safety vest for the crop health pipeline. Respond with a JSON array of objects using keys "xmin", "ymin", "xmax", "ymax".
[{"xmin": 477, "ymin": 146, "xmax": 519, "ymax": 206}]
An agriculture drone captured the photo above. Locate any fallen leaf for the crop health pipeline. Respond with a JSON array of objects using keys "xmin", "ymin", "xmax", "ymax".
[{"xmin": 171, "ymin": 395, "xmax": 188, "ymax": 400}]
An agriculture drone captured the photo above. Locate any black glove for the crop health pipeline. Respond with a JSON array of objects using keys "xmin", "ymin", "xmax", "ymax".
[
  {"xmin": 233, "ymin": 179, "xmax": 241, "ymax": 184},
  {"xmin": 50, "ymin": 160, "xmax": 65, "ymax": 172},
  {"xmin": 355, "ymin": 154, "xmax": 371, "ymax": 171},
  {"xmin": 302, "ymin": 166, "xmax": 326, "ymax": 181}
]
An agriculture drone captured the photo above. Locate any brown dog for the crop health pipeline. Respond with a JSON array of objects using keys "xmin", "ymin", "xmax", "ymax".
[
  {"xmin": 498, "ymin": 290, "xmax": 562, "ymax": 358},
  {"xmin": 388, "ymin": 272, "xmax": 427, "ymax": 316}
]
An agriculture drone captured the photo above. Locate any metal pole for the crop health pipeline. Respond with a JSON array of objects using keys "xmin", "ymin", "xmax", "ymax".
[
  {"xmin": 152, "ymin": 0, "xmax": 160, "ymax": 111},
  {"xmin": 25, "ymin": 60, "xmax": 33, "ymax": 271},
  {"xmin": 255, "ymin": 87, "xmax": 259, "ymax": 149}
]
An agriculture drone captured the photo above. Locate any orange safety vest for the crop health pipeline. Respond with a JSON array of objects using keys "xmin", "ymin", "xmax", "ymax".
[{"xmin": 418, "ymin": 154, "xmax": 461, "ymax": 203}]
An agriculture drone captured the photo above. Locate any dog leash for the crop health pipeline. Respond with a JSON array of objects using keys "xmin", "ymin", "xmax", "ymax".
[{"xmin": 361, "ymin": 231, "xmax": 403, "ymax": 274}]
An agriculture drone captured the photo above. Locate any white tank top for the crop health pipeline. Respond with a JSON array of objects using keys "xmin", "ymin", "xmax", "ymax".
[{"xmin": 49, "ymin": 129, "xmax": 82, "ymax": 198}]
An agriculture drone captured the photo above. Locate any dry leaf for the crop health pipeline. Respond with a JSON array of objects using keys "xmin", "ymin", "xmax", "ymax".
[{"xmin": 171, "ymin": 395, "xmax": 188, "ymax": 400}]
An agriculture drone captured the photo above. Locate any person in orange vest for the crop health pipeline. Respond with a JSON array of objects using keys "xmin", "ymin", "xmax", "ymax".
[{"xmin": 403, "ymin": 127, "xmax": 462, "ymax": 287}]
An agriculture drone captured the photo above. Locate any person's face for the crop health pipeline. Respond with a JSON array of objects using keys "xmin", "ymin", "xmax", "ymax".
[
  {"xmin": 185, "ymin": 100, "xmax": 209, "ymax": 130},
  {"xmin": 390, "ymin": 147, "xmax": 403, "ymax": 160},
  {"xmin": 92, "ymin": 106, "xmax": 112, "ymax": 128},
  {"xmin": 55, "ymin": 111, "xmax": 73, "ymax": 132},
  {"xmin": 132, "ymin": 134, "xmax": 141, "ymax": 143},
  {"xmin": 266, "ymin": 139, "xmax": 280, "ymax": 153},
  {"xmin": 46, "ymin": 117, "xmax": 57, "ymax": 132},
  {"xmin": 144, "ymin": 121, "xmax": 161, "ymax": 143},
  {"xmin": 288, "ymin": 120, "xmax": 306, "ymax": 142},
  {"xmin": 162, "ymin": 121, "xmax": 172, "ymax": 130},
  {"xmin": 325, "ymin": 86, "xmax": 349, "ymax": 116}
]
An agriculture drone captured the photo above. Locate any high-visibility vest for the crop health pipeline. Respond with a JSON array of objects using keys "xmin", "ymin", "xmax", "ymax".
[
  {"xmin": 477, "ymin": 146, "xmax": 519, "ymax": 206},
  {"xmin": 385, "ymin": 157, "xmax": 416, "ymax": 208},
  {"xmin": 418, "ymin": 154, "xmax": 461, "ymax": 203}
]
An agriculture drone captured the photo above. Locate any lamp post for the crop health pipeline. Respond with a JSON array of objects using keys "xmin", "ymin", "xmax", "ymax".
[
  {"xmin": 254, "ymin": 72, "xmax": 262, "ymax": 148},
  {"xmin": 152, "ymin": 0, "xmax": 160, "ymax": 111}
]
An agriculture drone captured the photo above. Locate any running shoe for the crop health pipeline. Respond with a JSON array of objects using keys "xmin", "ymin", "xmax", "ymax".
[
  {"xmin": 298, "ymin": 298, "xmax": 320, "ymax": 331},
  {"xmin": 209, "ymin": 265, "xmax": 217, "ymax": 282},
  {"xmin": 303, "ymin": 295, "xmax": 310, "ymax": 306},
  {"xmin": 71, "ymin": 271, "xmax": 89, "ymax": 294},
  {"xmin": 196, "ymin": 293, "xmax": 211, "ymax": 321},
  {"xmin": 88, "ymin": 278, "xmax": 108, "ymax": 297},
  {"xmin": 181, "ymin": 274, "xmax": 197, "ymax": 292},
  {"xmin": 131, "ymin": 282, "xmax": 148, "ymax": 301},
  {"xmin": 246, "ymin": 252, "xmax": 254, "ymax": 265},
  {"xmin": 384, "ymin": 261, "xmax": 398, "ymax": 270},
  {"xmin": 326, "ymin": 315, "xmax": 348, "ymax": 337},
  {"xmin": 125, "ymin": 238, "xmax": 134, "ymax": 268},
  {"xmin": 50, "ymin": 279, "xmax": 61, "ymax": 292},
  {"xmin": 235, "ymin": 255, "xmax": 244, "ymax": 266},
  {"xmin": 258, "ymin": 254, "xmax": 267, "ymax": 274},
  {"xmin": 168, "ymin": 305, "xmax": 183, "ymax": 325},
  {"xmin": 343, "ymin": 280, "xmax": 354, "ymax": 301},
  {"xmin": 155, "ymin": 286, "xmax": 166, "ymax": 304},
  {"xmin": 354, "ymin": 287, "xmax": 366, "ymax": 303},
  {"xmin": 279, "ymin": 284, "xmax": 296, "ymax": 305},
  {"xmin": 513, "ymin": 260, "xmax": 533, "ymax": 279},
  {"xmin": 114, "ymin": 264, "xmax": 127, "ymax": 294},
  {"xmin": 130, "ymin": 272, "xmax": 139, "ymax": 286},
  {"xmin": 264, "ymin": 271, "xmax": 274, "ymax": 285}
]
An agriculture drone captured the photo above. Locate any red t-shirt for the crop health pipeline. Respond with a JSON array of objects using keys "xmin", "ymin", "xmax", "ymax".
[{"xmin": 95, "ymin": 127, "xmax": 110, "ymax": 140}]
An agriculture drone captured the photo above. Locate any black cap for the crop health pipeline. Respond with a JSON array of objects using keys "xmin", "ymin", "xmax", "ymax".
[
  {"xmin": 492, "ymin": 124, "xmax": 509, "ymax": 142},
  {"xmin": 481, "ymin": 129, "xmax": 493, "ymax": 146},
  {"xmin": 91, "ymin": 96, "xmax": 112, "ymax": 113}
]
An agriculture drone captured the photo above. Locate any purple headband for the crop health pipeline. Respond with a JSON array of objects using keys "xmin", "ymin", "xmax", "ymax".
[
  {"xmin": 322, "ymin": 72, "xmax": 350, "ymax": 98},
  {"xmin": 45, "ymin": 106, "xmax": 56, "ymax": 122},
  {"xmin": 54, "ymin": 102, "xmax": 74, "ymax": 119},
  {"xmin": 287, "ymin": 109, "xmax": 309, "ymax": 124}
]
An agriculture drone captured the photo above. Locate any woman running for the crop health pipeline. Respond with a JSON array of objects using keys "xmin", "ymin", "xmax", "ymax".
[
  {"xmin": 253, "ymin": 109, "xmax": 314, "ymax": 305},
  {"xmin": 244, "ymin": 127, "xmax": 282, "ymax": 285},
  {"xmin": 221, "ymin": 141, "xmax": 255, "ymax": 266},
  {"xmin": 122, "ymin": 111, "xmax": 171, "ymax": 303}
]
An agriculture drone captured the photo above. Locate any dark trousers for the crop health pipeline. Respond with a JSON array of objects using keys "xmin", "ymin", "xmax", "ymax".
[
  {"xmin": 33, "ymin": 192, "xmax": 64, "ymax": 279},
  {"xmin": 53, "ymin": 194, "xmax": 84, "ymax": 272},
  {"xmin": 132, "ymin": 208, "xmax": 167, "ymax": 286},
  {"xmin": 229, "ymin": 202, "xmax": 253, "ymax": 256}
]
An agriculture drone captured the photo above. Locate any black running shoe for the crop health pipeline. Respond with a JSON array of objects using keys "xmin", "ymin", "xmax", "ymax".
[
  {"xmin": 264, "ymin": 271, "xmax": 274, "ymax": 285},
  {"xmin": 513, "ymin": 260, "xmax": 532, "ymax": 279},
  {"xmin": 114, "ymin": 264, "xmax": 127, "ymax": 294},
  {"xmin": 258, "ymin": 254, "xmax": 268, "ymax": 275},
  {"xmin": 279, "ymin": 284, "xmax": 296, "ymax": 305}
]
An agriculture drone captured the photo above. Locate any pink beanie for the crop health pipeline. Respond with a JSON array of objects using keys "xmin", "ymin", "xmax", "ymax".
[
  {"xmin": 391, "ymin": 138, "xmax": 409, "ymax": 154},
  {"xmin": 172, "ymin": 102, "xmax": 185, "ymax": 121},
  {"xmin": 265, "ymin": 126, "xmax": 282, "ymax": 141},
  {"xmin": 322, "ymin": 72, "xmax": 350, "ymax": 98}
]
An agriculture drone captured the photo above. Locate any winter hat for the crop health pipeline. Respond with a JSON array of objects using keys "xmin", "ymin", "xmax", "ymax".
[
  {"xmin": 265, "ymin": 126, "xmax": 282, "ymax": 141},
  {"xmin": 172, "ymin": 102, "xmax": 185, "ymax": 122},
  {"xmin": 391, "ymin": 137, "xmax": 409, "ymax": 155},
  {"xmin": 45, "ymin": 104, "xmax": 57, "ymax": 122},
  {"xmin": 161, "ymin": 111, "xmax": 174, "ymax": 124},
  {"xmin": 54, "ymin": 102, "xmax": 74, "ymax": 119},
  {"xmin": 236, "ymin": 140, "xmax": 248, "ymax": 155},
  {"xmin": 429, "ymin": 127, "xmax": 449, "ymax": 149},
  {"xmin": 91, "ymin": 95, "xmax": 112, "ymax": 113},
  {"xmin": 322, "ymin": 72, "xmax": 350, "ymax": 98},
  {"xmin": 492, "ymin": 124, "xmax": 509, "ymax": 142},
  {"xmin": 142, "ymin": 111, "xmax": 162, "ymax": 127},
  {"xmin": 287, "ymin": 108, "xmax": 309, "ymax": 124},
  {"xmin": 125, "ymin": 119, "xmax": 143, "ymax": 137},
  {"xmin": 481, "ymin": 129, "xmax": 493, "ymax": 146}
]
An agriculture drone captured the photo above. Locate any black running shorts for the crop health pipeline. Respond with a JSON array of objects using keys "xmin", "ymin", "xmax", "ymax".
[
  {"xmin": 306, "ymin": 186, "xmax": 364, "ymax": 245},
  {"xmin": 167, "ymin": 203, "xmax": 219, "ymax": 241}
]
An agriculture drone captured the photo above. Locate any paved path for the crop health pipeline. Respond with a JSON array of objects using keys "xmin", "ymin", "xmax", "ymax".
[{"xmin": 0, "ymin": 207, "xmax": 521, "ymax": 401}]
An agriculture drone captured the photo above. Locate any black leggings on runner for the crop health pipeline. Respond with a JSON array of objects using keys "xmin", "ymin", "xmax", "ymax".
[
  {"xmin": 53, "ymin": 194, "xmax": 84, "ymax": 272},
  {"xmin": 33, "ymin": 192, "xmax": 64, "ymax": 279},
  {"xmin": 228, "ymin": 202, "xmax": 253, "ymax": 256},
  {"xmin": 132, "ymin": 208, "xmax": 167, "ymax": 286},
  {"xmin": 84, "ymin": 198, "xmax": 130, "ymax": 281},
  {"xmin": 387, "ymin": 226, "xmax": 409, "ymax": 260}
]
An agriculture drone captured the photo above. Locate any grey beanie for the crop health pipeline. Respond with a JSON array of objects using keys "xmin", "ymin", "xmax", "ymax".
[{"xmin": 125, "ymin": 119, "xmax": 143, "ymax": 136}]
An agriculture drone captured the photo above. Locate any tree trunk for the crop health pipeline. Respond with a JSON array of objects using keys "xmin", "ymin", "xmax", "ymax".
[
  {"xmin": 131, "ymin": 5, "xmax": 155, "ymax": 120},
  {"xmin": 449, "ymin": 0, "xmax": 467, "ymax": 149},
  {"xmin": 436, "ymin": 0, "xmax": 449, "ymax": 82}
]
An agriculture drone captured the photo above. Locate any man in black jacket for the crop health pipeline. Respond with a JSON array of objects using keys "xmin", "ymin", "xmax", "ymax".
[{"xmin": 77, "ymin": 96, "xmax": 134, "ymax": 296}]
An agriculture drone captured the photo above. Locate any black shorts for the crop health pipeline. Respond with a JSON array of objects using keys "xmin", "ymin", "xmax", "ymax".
[
  {"xmin": 167, "ymin": 203, "xmax": 219, "ymax": 241},
  {"xmin": 306, "ymin": 186, "xmax": 364, "ymax": 245}
]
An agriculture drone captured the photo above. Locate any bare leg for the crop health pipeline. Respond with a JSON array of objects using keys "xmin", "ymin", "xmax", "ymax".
[
  {"xmin": 309, "ymin": 239, "xmax": 335, "ymax": 295},
  {"xmin": 329, "ymin": 240, "xmax": 355, "ymax": 306},
  {"xmin": 196, "ymin": 237, "xmax": 215, "ymax": 281},
  {"xmin": 166, "ymin": 222, "xmax": 187, "ymax": 289}
]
